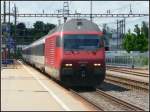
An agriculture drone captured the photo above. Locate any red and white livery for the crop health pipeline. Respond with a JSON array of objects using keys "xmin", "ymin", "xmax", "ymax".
[{"xmin": 22, "ymin": 19, "xmax": 106, "ymax": 87}]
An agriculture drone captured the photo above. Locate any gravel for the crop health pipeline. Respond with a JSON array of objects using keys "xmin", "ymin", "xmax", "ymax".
[
  {"xmin": 80, "ymin": 92, "xmax": 124, "ymax": 111},
  {"xmin": 79, "ymin": 91, "xmax": 133, "ymax": 111},
  {"xmin": 98, "ymin": 81, "xmax": 149, "ymax": 111}
]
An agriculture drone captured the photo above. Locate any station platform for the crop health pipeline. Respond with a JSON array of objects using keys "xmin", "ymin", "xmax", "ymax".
[{"xmin": 1, "ymin": 61, "xmax": 97, "ymax": 111}]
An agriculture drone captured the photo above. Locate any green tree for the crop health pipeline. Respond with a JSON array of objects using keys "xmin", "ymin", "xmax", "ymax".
[
  {"xmin": 134, "ymin": 24, "xmax": 141, "ymax": 36},
  {"xmin": 33, "ymin": 21, "xmax": 45, "ymax": 31},
  {"xmin": 123, "ymin": 29, "xmax": 136, "ymax": 53},
  {"xmin": 26, "ymin": 28, "xmax": 35, "ymax": 43},
  {"xmin": 44, "ymin": 23, "xmax": 56, "ymax": 34},
  {"xmin": 123, "ymin": 22, "xmax": 148, "ymax": 53},
  {"xmin": 133, "ymin": 24, "xmax": 148, "ymax": 52},
  {"xmin": 141, "ymin": 21, "xmax": 148, "ymax": 39},
  {"xmin": 16, "ymin": 22, "xmax": 26, "ymax": 44},
  {"xmin": 33, "ymin": 21, "xmax": 56, "ymax": 40},
  {"xmin": 9, "ymin": 22, "xmax": 15, "ymax": 36},
  {"xmin": 17, "ymin": 22, "xmax": 26, "ymax": 29},
  {"xmin": 135, "ymin": 33, "xmax": 148, "ymax": 52},
  {"xmin": 8, "ymin": 21, "xmax": 56, "ymax": 44},
  {"xmin": 33, "ymin": 21, "xmax": 46, "ymax": 40}
]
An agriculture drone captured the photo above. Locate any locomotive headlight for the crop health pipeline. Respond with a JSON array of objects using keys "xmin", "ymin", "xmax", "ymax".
[
  {"xmin": 65, "ymin": 64, "xmax": 72, "ymax": 67},
  {"xmin": 94, "ymin": 63, "xmax": 101, "ymax": 66}
]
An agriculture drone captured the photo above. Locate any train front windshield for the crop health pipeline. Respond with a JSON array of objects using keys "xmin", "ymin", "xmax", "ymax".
[{"xmin": 64, "ymin": 34, "xmax": 103, "ymax": 51}]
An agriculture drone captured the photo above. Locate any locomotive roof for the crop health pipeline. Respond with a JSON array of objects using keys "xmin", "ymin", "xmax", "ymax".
[
  {"xmin": 23, "ymin": 19, "xmax": 100, "ymax": 50},
  {"xmin": 60, "ymin": 19, "xmax": 100, "ymax": 32},
  {"xmin": 47, "ymin": 19, "xmax": 100, "ymax": 33}
]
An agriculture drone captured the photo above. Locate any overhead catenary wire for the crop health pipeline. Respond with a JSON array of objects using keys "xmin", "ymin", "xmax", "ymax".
[
  {"xmin": 110, "ymin": 3, "xmax": 131, "ymax": 13},
  {"xmin": 2, "ymin": 1, "xmax": 148, "ymax": 29}
]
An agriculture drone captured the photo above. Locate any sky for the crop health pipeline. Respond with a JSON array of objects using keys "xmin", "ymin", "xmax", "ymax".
[{"xmin": 1, "ymin": 1, "xmax": 149, "ymax": 32}]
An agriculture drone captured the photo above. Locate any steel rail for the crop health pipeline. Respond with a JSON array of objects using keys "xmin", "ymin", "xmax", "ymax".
[
  {"xmin": 96, "ymin": 89, "xmax": 145, "ymax": 111},
  {"xmin": 106, "ymin": 65, "xmax": 148, "ymax": 71},
  {"xmin": 107, "ymin": 68, "xmax": 149, "ymax": 77},
  {"xmin": 70, "ymin": 89, "xmax": 104, "ymax": 111},
  {"xmin": 105, "ymin": 74, "xmax": 149, "ymax": 92}
]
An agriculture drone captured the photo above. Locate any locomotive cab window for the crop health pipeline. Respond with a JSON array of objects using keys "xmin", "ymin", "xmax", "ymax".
[
  {"xmin": 56, "ymin": 36, "xmax": 63, "ymax": 47},
  {"xmin": 63, "ymin": 34, "xmax": 103, "ymax": 51}
]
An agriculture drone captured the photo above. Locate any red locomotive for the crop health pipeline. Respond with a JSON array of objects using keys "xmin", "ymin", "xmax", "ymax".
[{"xmin": 22, "ymin": 19, "xmax": 106, "ymax": 87}]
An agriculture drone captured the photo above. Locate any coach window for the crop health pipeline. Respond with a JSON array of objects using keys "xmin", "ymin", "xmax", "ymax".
[
  {"xmin": 40, "ymin": 44, "xmax": 44, "ymax": 56},
  {"xmin": 39, "ymin": 44, "xmax": 44, "ymax": 56},
  {"xmin": 36, "ymin": 44, "xmax": 44, "ymax": 56},
  {"xmin": 27, "ymin": 48, "xmax": 29, "ymax": 55},
  {"xmin": 36, "ymin": 45, "xmax": 39, "ymax": 55},
  {"xmin": 32, "ymin": 46, "xmax": 34, "ymax": 55}
]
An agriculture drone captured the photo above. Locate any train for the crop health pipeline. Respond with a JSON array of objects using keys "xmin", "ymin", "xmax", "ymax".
[{"xmin": 22, "ymin": 19, "xmax": 106, "ymax": 87}]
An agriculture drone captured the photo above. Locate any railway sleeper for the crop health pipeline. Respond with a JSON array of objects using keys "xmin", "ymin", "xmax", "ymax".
[
  {"xmin": 106, "ymin": 75, "xmax": 148, "ymax": 87},
  {"xmin": 105, "ymin": 76, "xmax": 149, "ymax": 91}
]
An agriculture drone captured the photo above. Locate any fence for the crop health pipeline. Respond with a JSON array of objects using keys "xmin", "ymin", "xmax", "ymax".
[{"xmin": 106, "ymin": 51, "xmax": 149, "ymax": 68}]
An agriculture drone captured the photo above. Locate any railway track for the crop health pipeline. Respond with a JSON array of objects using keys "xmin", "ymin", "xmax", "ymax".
[
  {"xmin": 107, "ymin": 68, "xmax": 149, "ymax": 77},
  {"xmin": 106, "ymin": 66, "xmax": 149, "ymax": 76},
  {"xmin": 70, "ymin": 88, "xmax": 144, "ymax": 111},
  {"xmin": 96, "ymin": 89, "xmax": 144, "ymax": 111},
  {"xmin": 105, "ymin": 73, "xmax": 149, "ymax": 92},
  {"xmin": 70, "ymin": 89, "xmax": 104, "ymax": 111},
  {"xmin": 106, "ymin": 65, "xmax": 148, "ymax": 70}
]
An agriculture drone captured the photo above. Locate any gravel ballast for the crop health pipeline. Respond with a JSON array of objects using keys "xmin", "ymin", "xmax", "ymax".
[{"xmin": 98, "ymin": 82, "xmax": 149, "ymax": 111}]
